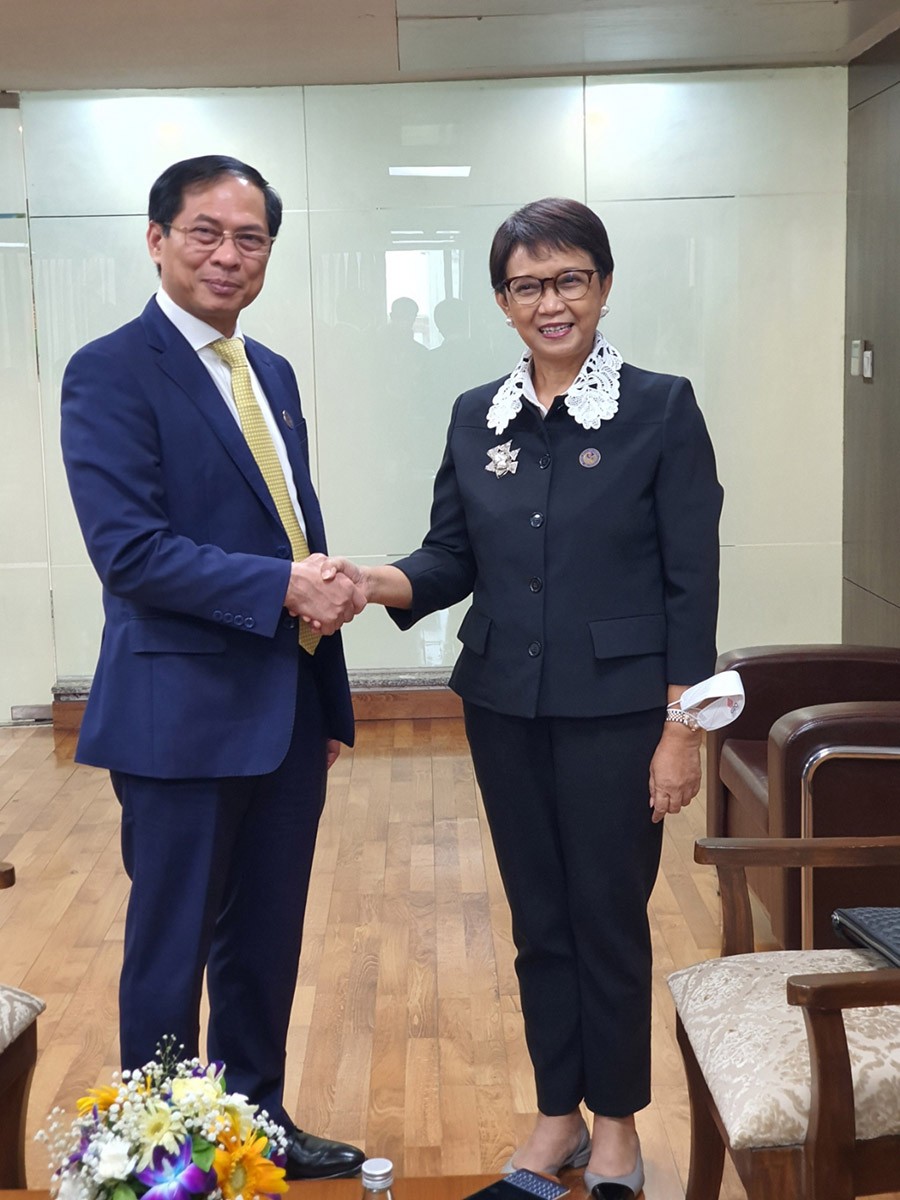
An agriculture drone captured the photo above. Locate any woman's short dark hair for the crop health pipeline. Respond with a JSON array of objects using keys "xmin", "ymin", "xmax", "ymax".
[
  {"xmin": 489, "ymin": 198, "xmax": 614, "ymax": 291},
  {"xmin": 148, "ymin": 155, "xmax": 283, "ymax": 237}
]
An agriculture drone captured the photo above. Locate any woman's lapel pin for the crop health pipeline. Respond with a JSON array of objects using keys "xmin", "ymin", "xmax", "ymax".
[{"xmin": 486, "ymin": 440, "xmax": 520, "ymax": 478}]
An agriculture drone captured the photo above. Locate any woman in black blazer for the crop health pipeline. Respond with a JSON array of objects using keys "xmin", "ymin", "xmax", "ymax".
[{"xmin": 330, "ymin": 199, "xmax": 722, "ymax": 1199}]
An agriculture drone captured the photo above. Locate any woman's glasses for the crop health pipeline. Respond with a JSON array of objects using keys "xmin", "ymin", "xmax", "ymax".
[{"xmin": 502, "ymin": 268, "xmax": 599, "ymax": 305}]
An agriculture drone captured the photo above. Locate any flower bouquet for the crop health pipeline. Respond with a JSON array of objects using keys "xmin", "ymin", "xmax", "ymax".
[{"xmin": 39, "ymin": 1040, "xmax": 289, "ymax": 1200}]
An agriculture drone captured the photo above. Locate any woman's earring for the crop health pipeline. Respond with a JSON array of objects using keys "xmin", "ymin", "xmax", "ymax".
[
  {"xmin": 599, "ymin": 304, "xmax": 610, "ymax": 319},
  {"xmin": 505, "ymin": 316, "xmax": 515, "ymax": 327}
]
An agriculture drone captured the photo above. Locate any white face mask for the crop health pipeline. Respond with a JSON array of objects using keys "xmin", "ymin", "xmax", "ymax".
[{"xmin": 673, "ymin": 669, "xmax": 745, "ymax": 731}]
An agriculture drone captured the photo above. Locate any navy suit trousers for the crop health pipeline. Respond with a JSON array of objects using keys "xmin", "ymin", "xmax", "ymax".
[{"xmin": 112, "ymin": 651, "xmax": 327, "ymax": 1127}]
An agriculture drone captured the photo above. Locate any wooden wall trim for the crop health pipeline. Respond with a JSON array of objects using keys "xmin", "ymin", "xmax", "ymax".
[{"xmin": 51, "ymin": 674, "xmax": 463, "ymax": 731}]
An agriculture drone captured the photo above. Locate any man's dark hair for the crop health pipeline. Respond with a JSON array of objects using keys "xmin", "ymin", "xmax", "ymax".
[
  {"xmin": 489, "ymin": 197, "xmax": 614, "ymax": 291},
  {"xmin": 148, "ymin": 155, "xmax": 283, "ymax": 237}
]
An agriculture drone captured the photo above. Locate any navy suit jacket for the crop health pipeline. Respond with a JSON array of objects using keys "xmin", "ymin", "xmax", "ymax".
[
  {"xmin": 390, "ymin": 364, "xmax": 723, "ymax": 718},
  {"xmin": 61, "ymin": 297, "xmax": 354, "ymax": 779}
]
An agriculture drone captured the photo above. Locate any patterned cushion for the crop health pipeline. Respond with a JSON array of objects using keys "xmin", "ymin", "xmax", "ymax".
[
  {"xmin": 0, "ymin": 983, "xmax": 45, "ymax": 1053},
  {"xmin": 668, "ymin": 948, "xmax": 900, "ymax": 1150}
]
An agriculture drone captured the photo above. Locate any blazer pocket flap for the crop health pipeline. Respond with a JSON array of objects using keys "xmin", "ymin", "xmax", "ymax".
[
  {"xmin": 129, "ymin": 617, "xmax": 227, "ymax": 655},
  {"xmin": 589, "ymin": 613, "xmax": 667, "ymax": 660},
  {"xmin": 457, "ymin": 608, "xmax": 491, "ymax": 656}
]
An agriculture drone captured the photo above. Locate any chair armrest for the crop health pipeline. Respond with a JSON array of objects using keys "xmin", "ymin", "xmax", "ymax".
[
  {"xmin": 767, "ymin": 701, "xmax": 900, "ymax": 836},
  {"xmin": 784, "ymin": 964, "xmax": 900, "ymax": 1191},
  {"xmin": 0, "ymin": 863, "xmax": 15, "ymax": 889},
  {"xmin": 696, "ymin": 835, "xmax": 900, "ymax": 868},
  {"xmin": 787, "ymin": 967, "xmax": 900, "ymax": 1009},
  {"xmin": 695, "ymin": 835, "xmax": 900, "ymax": 955}
]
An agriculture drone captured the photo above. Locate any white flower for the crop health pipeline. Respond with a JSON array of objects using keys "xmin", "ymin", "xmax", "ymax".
[
  {"xmin": 222, "ymin": 1093, "xmax": 258, "ymax": 1140},
  {"xmin": 95, "ymin": 1137, "xmax": 138, "ymax": 1182},
  {"xmin": 171, "ymin": 1076, "xmax": 221, "ymax": 1110},
  {"xmin": 56, "ymin": 1171, "xmax": 94, "ymax": 1200}
]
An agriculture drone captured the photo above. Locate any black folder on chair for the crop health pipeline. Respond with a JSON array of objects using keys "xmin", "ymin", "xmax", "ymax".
[{"xmin": 832, "ymin": 906, "xmax": 900, "ymax": 968}]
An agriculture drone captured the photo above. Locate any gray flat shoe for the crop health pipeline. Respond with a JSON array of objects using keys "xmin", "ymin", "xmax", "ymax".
[
  {"xmin": 584, "ymin": 1144, "xmax": 644, "ymax": 1200},
  {"xmin": 501, "ymin": 1123, "xmax": 592, "ymax": 1175}
]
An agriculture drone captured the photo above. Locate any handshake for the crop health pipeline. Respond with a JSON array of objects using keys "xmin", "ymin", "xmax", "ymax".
[
  {"xmin": 284, "ymin": 554, "xmax": 412, "ymax": 634},
  {"xmin": 283, "ymin": 553, "xmax": 368, "ymax": 635}
]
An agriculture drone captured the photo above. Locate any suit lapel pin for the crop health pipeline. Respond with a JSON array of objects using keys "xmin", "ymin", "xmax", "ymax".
[
  {"xmin": 282, "ymin": 410, "xmax": 295, "ymax": 429},
  {"xmin": 579, "ymin": 447, "xmax": 601, "ymax": 468},
  {"xmin": 486, "ymin": 440, "xmax": 520, "ymax": 478}
]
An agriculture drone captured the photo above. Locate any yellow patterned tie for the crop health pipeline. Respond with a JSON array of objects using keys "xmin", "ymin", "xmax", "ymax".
[{"xmin": 212, "ymin": 337, "xmax": 320, "ymax": 654}]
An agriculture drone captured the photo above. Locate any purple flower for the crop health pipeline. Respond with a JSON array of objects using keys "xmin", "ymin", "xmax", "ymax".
[{"xmin": 134, "ymin": 1142, "xmax": 216, "ymax": 1200}]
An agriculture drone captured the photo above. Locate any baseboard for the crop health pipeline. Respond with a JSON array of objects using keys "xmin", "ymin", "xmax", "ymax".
[{"xmin": 52, "ymin": 670, "xmax": 463, "ymax": 732}]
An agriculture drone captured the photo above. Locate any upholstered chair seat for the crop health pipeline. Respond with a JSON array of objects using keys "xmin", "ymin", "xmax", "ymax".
[{"xmin": 669, "ymin": 947, "xmax": 900, "ymax": 1150}]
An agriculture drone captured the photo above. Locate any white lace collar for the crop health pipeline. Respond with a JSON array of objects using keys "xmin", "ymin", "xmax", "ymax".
[{"xmin": 486, "ymin": 330, "xmax": 622, "ymax": 436}]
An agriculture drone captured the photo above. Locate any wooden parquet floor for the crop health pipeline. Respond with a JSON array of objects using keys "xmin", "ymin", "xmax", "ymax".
[{"xmin": 0, "ymin": 720, "xmax": 756, "ymax": 1196}]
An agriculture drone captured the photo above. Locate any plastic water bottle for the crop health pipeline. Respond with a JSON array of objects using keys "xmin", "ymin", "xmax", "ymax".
[{"xmin": 360, "ymin": 1158, "xmax": 395, "ymax": 1200}]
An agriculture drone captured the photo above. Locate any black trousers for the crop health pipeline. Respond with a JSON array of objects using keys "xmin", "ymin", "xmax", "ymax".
[{"xmin": 463, "ymin": 702, "xmax": 665, "ymax": 1117}]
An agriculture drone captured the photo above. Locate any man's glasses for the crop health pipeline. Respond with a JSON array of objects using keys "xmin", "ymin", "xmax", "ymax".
[
  {"xmin": 168, "ymin": 224, "xmax": 275, "ymax": 258},
  {"xmin": 503, "ymin": 269, "xmax": 599, "ymax": 305}
]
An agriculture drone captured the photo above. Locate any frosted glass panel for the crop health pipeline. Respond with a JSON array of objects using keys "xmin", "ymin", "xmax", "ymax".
[
  {"xmin": 593, "ymin": 191, "xmax": 844, "ymax": 549},
  {"xmin": 51, "ymin": 564, "xmax": 104, "ymax": 680},
  {"xmin": 0, "ymin": 109, "xmax": 25, "ymax": 213},
  {"xmin": 30, "ymin": 215, "xmax": 155, "ymax": 575},
  {"xmin": 0, "ymin": 567, "xmax": 54, "ymax": 714},
  {"xmin": 586, "ymin": 69, "xmax": 846, "ymax": 201},
  {"xmin": 305, "ymin": 78, "xmax": 584, "ymax": 210},
  {"xmin": 309, "ymin": 205, "xmax": 521, "ymax": 560},
  {"xmin": 22, "ymin": 89, "xmax": 307, "ymax": 216},
  {"xmin": 0, "ymin": 221, "xmax": 47, "ymax": 563},
  {"xmin": 11, "ymin": 69, "xmax": 852, "ymax": 689},
  {"xmin": 592, "ymin": 195, "xmax": 738, "ymax": 406},
  {"xmin": 719, "ymin": 543, "xmax": 842, "ymax": 650},
  {"xmin": 338, "ymin": 560, "xmax": 469, "ymax": 671}
]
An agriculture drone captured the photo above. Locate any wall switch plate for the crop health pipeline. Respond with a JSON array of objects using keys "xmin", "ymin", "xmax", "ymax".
[
  {"xmin": 850, "ymin": 339, "xmax": 862, "ymax": 376},
  {"xmin": 862, "ymin": 346, "xmax": 874, "ymax": 380}
]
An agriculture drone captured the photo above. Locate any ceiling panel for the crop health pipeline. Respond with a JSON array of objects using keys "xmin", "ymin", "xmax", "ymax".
[{"xmin": 1, "ymin": 0, "xmax": 900, "ymax": 91}]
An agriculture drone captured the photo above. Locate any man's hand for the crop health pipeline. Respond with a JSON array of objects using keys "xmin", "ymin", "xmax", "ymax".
[{"xmin": 283, "ymin": 553, "xmax": 366, "ymax": 634}]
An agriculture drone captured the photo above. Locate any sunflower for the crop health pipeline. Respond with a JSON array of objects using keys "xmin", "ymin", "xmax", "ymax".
[
  {"xmin": 214, "ymin": 1131, "xmax": 287, "ymax": 1200},
  {"xmin": 76, "ymin": 1085, "xmax": 120, "ymax": 1117}
]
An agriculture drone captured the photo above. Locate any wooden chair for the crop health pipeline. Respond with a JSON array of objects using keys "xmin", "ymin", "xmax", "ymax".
[
  {"xmin": 0, "ymin": 861, "xmax": 45, "ymax": 1188},
  {"xmin": 706, "ymin": 644, "xmax": 900, "ymax": 947},
  {"xmin": 668, "ymin": 836, "xmax": 900, "ymax": 1200}
]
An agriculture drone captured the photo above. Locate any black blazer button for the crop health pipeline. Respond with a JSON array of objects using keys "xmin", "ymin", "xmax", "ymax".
[
  {"xmin": 213, "ymin": 609, "xmax": 223, "ymax": 622},
  {"xmin": 244, "ymin": 616, "xmax": 255, "ymax": 629},
  {"xmin": 528, "ymin": 641, "xmax": 542, "ymax": 657},
  {"xmin": 529, "ymin": 577, "xmax": 543, "ymax": 593},
  {"xmin": 530, "ymin": 512, "xmax": 544, "ymax": 528},
  {"xmin": 539, "ymin": 454, "xmax": 551, "ymax": 469}
]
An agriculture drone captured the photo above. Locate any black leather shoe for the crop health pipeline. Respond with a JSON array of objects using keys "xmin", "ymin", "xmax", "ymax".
[{"xmin": 283, "ymin": 1128, "xmax": 365, "ymax": 1180}]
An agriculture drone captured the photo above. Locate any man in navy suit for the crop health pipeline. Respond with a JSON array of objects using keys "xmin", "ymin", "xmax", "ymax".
[{"xmin": 61, "ymin": 156, "xmax": 366, "ymax": 1179}]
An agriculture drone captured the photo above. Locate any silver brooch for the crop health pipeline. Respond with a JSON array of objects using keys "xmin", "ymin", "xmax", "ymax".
[{"xmin": 485, "ymin": 440, "xmax": 520, "ymax": 478}]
